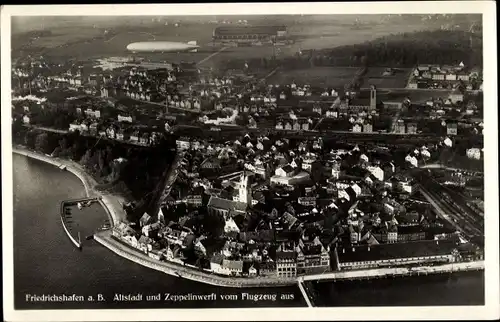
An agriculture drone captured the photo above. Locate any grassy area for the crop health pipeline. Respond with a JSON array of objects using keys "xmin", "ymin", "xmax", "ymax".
[{"xmin": 268, "ymin": 66, "xmax": 359, "ymax": 87}]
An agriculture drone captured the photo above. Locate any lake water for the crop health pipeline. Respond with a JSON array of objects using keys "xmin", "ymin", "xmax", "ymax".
[{"xmin": 12, "ymin": 153, "xmax": 484, "ymax": 309}]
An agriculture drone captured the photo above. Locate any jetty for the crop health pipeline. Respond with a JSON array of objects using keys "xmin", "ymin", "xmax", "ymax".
[
  {"xmin": 60, "ymin": 201, "xmax": 82, "ymax": 250},
  {"xmin": 297, "ymin": 278, "xmax": 314, "ymax": 307}
]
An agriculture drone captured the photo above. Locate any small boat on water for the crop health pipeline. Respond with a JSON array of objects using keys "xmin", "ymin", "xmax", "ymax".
[{"xmin": 86, "ymin": 235, "xmax": 94, "ymax": 240}]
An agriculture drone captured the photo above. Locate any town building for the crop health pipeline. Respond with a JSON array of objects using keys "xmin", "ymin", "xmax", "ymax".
[
  {"xmin": 352, "ymin": 123, "xmax": 362, "ymax": 133},
  {"xmin": 406, "ymin": 122, "xmax": 418, "ymax": 134},
  {"xmin": 395, "ymin": 120, "xmax": 406, "ymax": 134},
  {"xmin": 447, "ymin": 122, "xmax": 458, "ymax": 136},
  {"xmin": 466, "ymin": 148, "xmax": 481, "ymax": 160},
  {"xmin": 176, "ymin": 137, "xmax": 191, "ymax": 150},
  {"xmin": 275, "ymin": 243, "xmax": 297, "ymax": 278},
  {"xmin": 207, "ymin": 196, "xmax": 247, "ymax": 218},
  {"xmin": 22, "ymin": 115, "xmax": 30, "ymax": 124},
  {"xmin": 296, "ymin": 237, "xmax": 330, "ymax": 275}
]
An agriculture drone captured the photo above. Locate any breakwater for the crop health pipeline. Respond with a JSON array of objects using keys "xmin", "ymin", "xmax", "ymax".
[{"xmin": 60, "ymin": 207, "xmax": 82, "ymax": 250}]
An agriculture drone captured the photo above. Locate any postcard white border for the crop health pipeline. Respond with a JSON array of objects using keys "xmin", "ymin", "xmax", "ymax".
[{"xmin": 2, "ymin": 2, "xmax": 498, "ymax": 321}]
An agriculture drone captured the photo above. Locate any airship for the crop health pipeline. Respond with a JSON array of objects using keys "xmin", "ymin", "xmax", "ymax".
[{"xmin": 126, "ymin": 41, "xmax": 199, "ymax": 53}]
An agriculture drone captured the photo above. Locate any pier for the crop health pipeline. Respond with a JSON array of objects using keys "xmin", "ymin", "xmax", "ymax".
[{"xmin": 297, "ymin": 278, "xmax": 314, "ymax": 307}]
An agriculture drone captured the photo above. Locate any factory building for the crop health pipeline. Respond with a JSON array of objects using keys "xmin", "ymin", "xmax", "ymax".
[{"xmin": 212, "ymin": 25, "xmax": 287, "ymax": 44}]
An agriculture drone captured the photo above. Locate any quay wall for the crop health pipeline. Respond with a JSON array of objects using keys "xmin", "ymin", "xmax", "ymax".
[{"xmin": 93, "ymin": 231, "xmax": 296, "ymax": 288}]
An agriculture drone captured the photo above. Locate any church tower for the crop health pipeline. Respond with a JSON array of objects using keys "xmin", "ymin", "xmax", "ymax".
[
  {"xmin": 238, "ymin": 172, "xmax": 252, "ymax": 205},
  {"xmin": 370, "ymin": 85, "xmax": 377, "ymax": 110}
]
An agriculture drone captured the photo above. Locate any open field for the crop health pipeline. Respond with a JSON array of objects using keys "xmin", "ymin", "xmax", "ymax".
[
  {"xmin": 366, "ymin": 77, "xmax": 407, "ymax": 88},
  {"xmin": 365, "ymin": 68, "xmax": 413, "ymax": 88}
]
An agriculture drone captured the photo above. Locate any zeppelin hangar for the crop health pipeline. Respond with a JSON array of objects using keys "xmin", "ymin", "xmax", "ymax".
[{"xmin": 212, "ymin": 25, "xmax": 288, "ymax": 45}]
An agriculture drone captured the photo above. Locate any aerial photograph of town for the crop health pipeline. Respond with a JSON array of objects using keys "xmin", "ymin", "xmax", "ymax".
[{"xmin": 7, "ymin": 10, "xmax": 490, "ymax": 313}]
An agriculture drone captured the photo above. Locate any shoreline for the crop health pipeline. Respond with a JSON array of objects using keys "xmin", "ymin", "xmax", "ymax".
[
  {"xmin": 13, "ymin": 146, "xmax": 125, "ymax": 226},
  {"xmin": 13, "ymin": 146, "xmax": 485, "ymax": 289}
]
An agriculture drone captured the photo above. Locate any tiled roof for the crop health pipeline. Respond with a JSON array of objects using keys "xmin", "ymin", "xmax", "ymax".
[
  {"xmin": 222, "ymin": 259, "xmax": 244, "ymax": 271},
  {"xmin": 276, "ymin": 251, "xmax": 296, "ymax": 260},
  {"xmin": 207, "ymin": 196, "xmax": 247, "ymax": 213},
  {"xmin": 280, "ymin": 165, "xmax": 294, "ymax": 173},
  {"xmin": 138, "ymin": 235, "xmax": 152, "ymax": 245},
  {"xmin": 210, "ymin": 252, "xmax": 224, "ymax": 265}
]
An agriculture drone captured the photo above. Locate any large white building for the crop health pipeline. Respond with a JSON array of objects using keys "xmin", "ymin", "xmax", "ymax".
[{"xmin": 337, "ymin": 239, "xmax": 459, "ymax": 270}]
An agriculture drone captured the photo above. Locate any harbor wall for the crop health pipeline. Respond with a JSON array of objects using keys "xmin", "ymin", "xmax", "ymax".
[{"xmin": 60, "ymin": 214, "xmax": 82, "ymax": 249}]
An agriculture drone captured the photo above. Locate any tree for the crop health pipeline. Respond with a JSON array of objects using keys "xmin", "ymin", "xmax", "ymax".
[
  {"xmin": 24, "ymin": 130, "xmax": 36, "ymax": 148},
  {"xmin": 202, "ymin": 212, "xmax": 225, "ymax": 238},
  {"xmin": 59, "ymin": 137, "xmax": 68, "ymax": 150},
  {"xmin": 34, "ymin": 133, "xmax": 49, "ymax": 154},
  {"xmin": 12, "ymin": 117, "xmax": 24, "ymax": 134},
  {"xmin": 310, "ymin": 162, "xmax": 324, "ymax": 185},
  {"xmin": 80, "ymin": 149, "xmax": 93, "ymax": 169}
]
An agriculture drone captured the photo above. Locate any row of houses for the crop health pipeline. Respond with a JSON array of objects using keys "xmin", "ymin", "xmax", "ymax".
[{"xmin": 68, "ymin": 121, "xmax": 160, "ymax": 146}]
